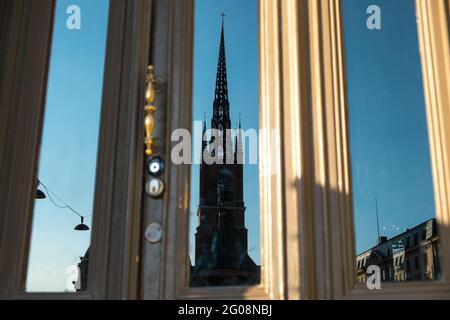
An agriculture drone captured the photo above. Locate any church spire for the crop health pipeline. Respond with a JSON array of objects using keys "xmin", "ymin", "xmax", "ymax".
[{"xmin": 211, "ymin": 13, "xmax": 231, "ymax": 132}]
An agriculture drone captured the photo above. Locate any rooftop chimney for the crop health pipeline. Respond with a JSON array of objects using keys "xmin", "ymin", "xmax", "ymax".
[{"xmin": 379, "ymin": 236, "xmax": 388, "ymax": 244}]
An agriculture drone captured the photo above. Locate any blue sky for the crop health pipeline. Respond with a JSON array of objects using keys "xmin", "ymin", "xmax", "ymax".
[
  {"xmin": 343, "ymin": 0, "xmax": 436, "ymax": 254},
  {"xmin": 189, "ymin": 0, "xmax": 260, "ymax": 264},
  {"xmin": 26, "ymin": 0, "xmax": 109, "ymax": 292}
]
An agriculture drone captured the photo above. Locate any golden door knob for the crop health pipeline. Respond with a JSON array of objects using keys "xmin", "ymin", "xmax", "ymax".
[{"xmin": 144, "ymin": 66, "xmax": 163, "ymax": 157}]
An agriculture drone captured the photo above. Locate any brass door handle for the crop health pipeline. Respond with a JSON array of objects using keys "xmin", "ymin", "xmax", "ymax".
[{"xmin": 144, "ymin": 65, "xmax": 163, "ymax": 157}]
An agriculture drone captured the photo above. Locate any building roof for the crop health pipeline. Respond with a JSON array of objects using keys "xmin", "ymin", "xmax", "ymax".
[{"xmin": 356, "ymin": 218, "xmax": 437, "ymax": 258}]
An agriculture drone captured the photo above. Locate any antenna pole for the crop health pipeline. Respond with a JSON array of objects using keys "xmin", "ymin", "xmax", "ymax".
[{"xmin": 375, "ymin": 197, "xmax": 381, "ymax": 244}]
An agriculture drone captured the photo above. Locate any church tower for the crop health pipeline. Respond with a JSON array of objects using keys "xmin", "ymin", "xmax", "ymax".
[{"xmin": 190, "ymin": 17, "xmax": 260, "ymax": 287}]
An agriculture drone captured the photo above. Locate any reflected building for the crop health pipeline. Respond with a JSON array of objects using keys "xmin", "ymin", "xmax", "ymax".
[
  {"xmin": 356, "ymin": 218, "xmax": 441, "ymax": 284},
  {"xmin": 75, "ymin": 247, "xmax": 89, "ymax": 292},
  {"xmin": 190, "ymin": 20, "xmax": 260, "ymax": 287}
]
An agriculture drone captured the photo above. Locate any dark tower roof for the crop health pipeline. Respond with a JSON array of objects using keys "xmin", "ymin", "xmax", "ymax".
[{"xmin": 211, "ymin": 17, "xmax": 231, "ymax": 132}]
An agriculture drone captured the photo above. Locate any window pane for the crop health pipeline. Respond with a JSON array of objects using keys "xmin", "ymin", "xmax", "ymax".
[
  {"xmin": 26, "ymin": 0, "xmax": 109, "ymax": 292},
  {"xmin": 343, "ymin": 0, "xmax": 442, "ymax": 285},
  {"xmin": 188, "ymin": 0, "xmax": 260, "ymax": 287}
]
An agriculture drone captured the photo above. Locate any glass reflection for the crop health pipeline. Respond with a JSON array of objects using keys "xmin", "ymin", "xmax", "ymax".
[
  {"xmin": 342, "ymin": 0, "xmax": 441, "ymax": 284},
  {"xmin": 26, "ymin": 0, "xmax": 109, "ymax": 292},
  {"xmin": 189, "ymin": 0, "xmax": 260, "ymax": 287}
]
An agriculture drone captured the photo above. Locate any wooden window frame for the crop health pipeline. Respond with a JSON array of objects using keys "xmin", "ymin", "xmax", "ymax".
[
  {"xmin": 139, "ymin": 0, "xmax": 286, "ymax": 300},
  {"xmin": 297, "ymin": 0, "xmax": 450, "ymax": 299},
  {"xmin": 0, "ymin": 0, "xmax": 152, "ymax": 300},
  {"xmin": 1, "ymin": 0, "xmax": 448, "ymax": 300}
]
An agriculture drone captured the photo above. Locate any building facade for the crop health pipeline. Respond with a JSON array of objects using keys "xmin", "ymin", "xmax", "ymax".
[{"xmin": 356, "ymin": 219, "xmax": 441, "ymax": 284}]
